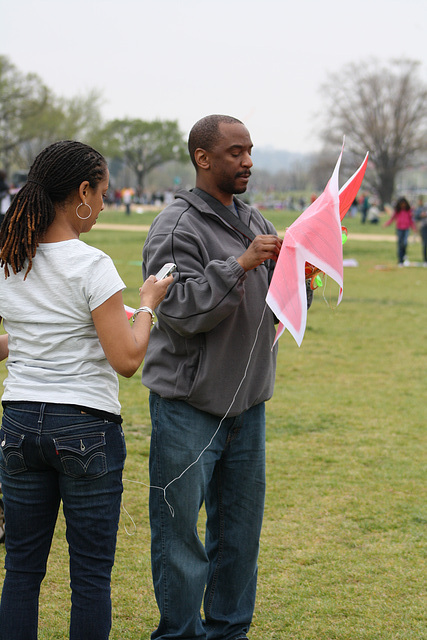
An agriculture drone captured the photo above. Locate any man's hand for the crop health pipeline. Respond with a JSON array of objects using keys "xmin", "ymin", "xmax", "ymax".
[{"xmin": 237, "ymin": 235, "xmax": 282, "ymax": 272}]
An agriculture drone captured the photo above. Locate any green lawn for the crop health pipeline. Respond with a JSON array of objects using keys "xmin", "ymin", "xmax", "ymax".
[
  {"xmin": 96, "ymin": 202, "xmax": 398, "ymax": 238},
  {"xmin": 0, "ymin": 210, "xmax": 425, "ymax": 639}
]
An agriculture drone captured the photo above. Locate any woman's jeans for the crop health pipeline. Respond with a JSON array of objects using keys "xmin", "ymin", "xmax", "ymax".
[
  {"xmin": 0, "ymin": 402, "xmax": 126, "ymax": 640},
  {"xmin": 149, "ymin": 393, "xmax": 266, "ymax": 640}
]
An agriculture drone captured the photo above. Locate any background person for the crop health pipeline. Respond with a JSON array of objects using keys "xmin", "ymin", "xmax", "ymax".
[
  {"xmin": 384, "ymin": 196, "xmax": 417, "ymax": 266},
  {"xmin": 0, "ymin": 170, "xmax": 11, "ymax": 228},
  {"xmin": 414, "ymin": 195, "xmax": 427, "ymax": 266},
  {"xmin": 0, "ymin": 140, "xmax": 172, "ymax": 640},
  {"xmin": 361, "ymin": 193, "xmax": 370, "ymax": 223},
  {"xmin": 122, "ymin": 187, "xmax": 134, "ymax": 215},
  {"xmin": 142, "ymin": 114, "xmax": 309, "ymax": 640}
]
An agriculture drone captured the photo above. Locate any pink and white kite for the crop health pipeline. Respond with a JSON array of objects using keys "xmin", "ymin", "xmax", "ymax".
[{"xmin": 266, "ymin": 145, "xmax": 368, "ymax": 347}]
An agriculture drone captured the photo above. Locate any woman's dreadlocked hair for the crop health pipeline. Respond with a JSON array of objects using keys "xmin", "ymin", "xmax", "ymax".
[{"xmin": 0, "ymin": 140, "xmax": 107, "ymax": 279}]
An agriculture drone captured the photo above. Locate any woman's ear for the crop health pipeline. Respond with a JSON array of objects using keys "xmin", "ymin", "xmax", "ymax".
[
  {"xmin": 194, "ymin": 148, "xmax": 210, "ymax": 171},
  {"xmin": 78, "ymin": 181, "xmax": 90, "ymax": 202}
]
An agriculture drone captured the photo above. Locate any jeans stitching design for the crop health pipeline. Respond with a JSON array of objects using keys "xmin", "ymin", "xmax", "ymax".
[
  {"xmin": 0, "ymin": 430, "xmax": 27, "ymax": 474},
  {"xmin": 54, "ymin": 432, "xmax": 108, "ymax": 478}
]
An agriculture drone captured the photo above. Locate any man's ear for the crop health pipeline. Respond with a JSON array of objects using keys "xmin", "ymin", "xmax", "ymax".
[
  {"xmin": 194, "ymin": 148, "xmax": 210, "ymax": 171},
  {"xmin": 78, "ymin": 181, "xmax": 90, "ymax": 201}
]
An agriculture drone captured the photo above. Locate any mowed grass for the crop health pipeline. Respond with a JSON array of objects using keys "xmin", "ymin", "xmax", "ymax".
[{"xmin": 0, "ymin": 207, "xmax": 425, "ymax": 639}]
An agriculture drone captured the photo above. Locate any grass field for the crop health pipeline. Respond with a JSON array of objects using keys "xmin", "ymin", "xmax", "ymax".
[{"xmin": 0, "ymin": 206, "xmax": 425, "ymax": 639}]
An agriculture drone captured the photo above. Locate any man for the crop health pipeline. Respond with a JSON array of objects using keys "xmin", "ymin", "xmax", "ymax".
[{"xmin": 142, "ymin": 115, "xmax": 282, "ymax": 640}]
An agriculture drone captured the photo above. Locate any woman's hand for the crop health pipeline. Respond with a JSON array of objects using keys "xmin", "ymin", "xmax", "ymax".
[
  {"xmin": 139, "ymin": 273, "xmax": 174, "ymax": 310},
  {"xmin": 92, "ymin": 273, "xmax": 174, "ymax": 378}
]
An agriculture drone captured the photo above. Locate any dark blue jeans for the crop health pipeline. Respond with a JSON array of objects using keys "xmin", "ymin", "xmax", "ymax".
[
  {"xmin": 149, "ymin": 393, "xmax": 266, "ymax": 640},
  {"xmin": 397, "ymin": 228, "xmax": 410, "ymax": 264},
  {"xmin": 0, "ymin": 402, "xmax": 126, "ymax": 640}
]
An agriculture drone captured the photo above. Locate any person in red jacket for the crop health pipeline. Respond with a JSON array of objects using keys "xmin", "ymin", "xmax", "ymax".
[{"xmin": 384, "ymin": 196, "xmax": 417, "ymax": 266}]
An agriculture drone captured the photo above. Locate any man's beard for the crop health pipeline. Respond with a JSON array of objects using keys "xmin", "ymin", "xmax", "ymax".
[{"xmin": 218, "ymin": 171, "xmax": 251, "ymax": 195}]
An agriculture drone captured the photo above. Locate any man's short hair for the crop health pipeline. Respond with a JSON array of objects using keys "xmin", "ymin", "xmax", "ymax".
[{"xmin": 188, "ymin": 115, "xmax": 243, "ymax": 168}]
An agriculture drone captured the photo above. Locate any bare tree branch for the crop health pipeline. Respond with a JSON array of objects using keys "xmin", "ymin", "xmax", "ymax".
[{"xmin": 318, "ymin": 58, "xmax": 427, "ymax": 206}]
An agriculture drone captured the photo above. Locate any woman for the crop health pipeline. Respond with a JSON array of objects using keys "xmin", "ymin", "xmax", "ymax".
[{"xmin": 0, "ymin": 140, "xmax": 173, "ymax": 640}]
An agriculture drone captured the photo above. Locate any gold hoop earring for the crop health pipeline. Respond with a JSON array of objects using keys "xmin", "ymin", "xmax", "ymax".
[{"xmin": 76, "ymin": 202, "xmax": 92, "ymax": 220}]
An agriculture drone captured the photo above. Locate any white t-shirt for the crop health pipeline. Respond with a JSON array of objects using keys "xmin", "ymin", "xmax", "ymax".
[{"xmin": 0, "ymin": 239, "xmax": 125, "ymax": 415}]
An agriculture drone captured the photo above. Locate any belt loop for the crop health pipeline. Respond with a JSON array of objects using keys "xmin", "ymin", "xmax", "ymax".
[{"xmin": 37, "ymin": 403, "xmax": 46, "ymax": 432}]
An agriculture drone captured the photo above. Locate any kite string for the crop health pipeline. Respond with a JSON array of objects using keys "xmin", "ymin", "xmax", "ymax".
[
  {"xmin": 122, "ymin": 302, "xmax": 269, "ymax": 521},
  {"xmin": 121, "ymin": 498, "xmax": 137, "ymax": 536},
  {"xmin": 320, "ymin": 274, "xmax": 341, "ymax": 309}
]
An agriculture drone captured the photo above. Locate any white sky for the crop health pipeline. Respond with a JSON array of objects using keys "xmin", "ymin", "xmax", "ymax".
[{"xmin": 2, "ymin": 0, "xmax": 427, "ymax": 152}]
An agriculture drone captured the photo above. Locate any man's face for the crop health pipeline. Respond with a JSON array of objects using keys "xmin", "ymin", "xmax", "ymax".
[{"xmin": 207, "ymin": 122, "xmax": 254, "ymax": 196}]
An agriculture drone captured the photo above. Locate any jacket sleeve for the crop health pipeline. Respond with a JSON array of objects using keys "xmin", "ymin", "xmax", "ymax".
[{"xmin": 143, "ymin": 228, "xmax": 248, "ymax": 338}]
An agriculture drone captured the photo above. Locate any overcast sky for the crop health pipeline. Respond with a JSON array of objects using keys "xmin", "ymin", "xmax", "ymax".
[{"xmin": 3, "ymin": 0, "xmax": 427, "ymax": 153}]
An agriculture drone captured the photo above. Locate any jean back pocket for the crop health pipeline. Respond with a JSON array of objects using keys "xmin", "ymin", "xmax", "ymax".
[
  {"xmin": 0, "ymin": 430, "xmax": 27, "ymax": 475},
  {"xmin": 53, "ymin": 432, "xmax": 107, "ymax": 479}
]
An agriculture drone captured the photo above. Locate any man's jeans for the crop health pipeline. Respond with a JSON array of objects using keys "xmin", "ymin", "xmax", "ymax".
[
  {"xmin": 149, "ymin": 393, "xmax": 266, "ymax": 640},
  {"xmin": 0, "ymin": 402, "xmax": 126, "ymax": 640}
]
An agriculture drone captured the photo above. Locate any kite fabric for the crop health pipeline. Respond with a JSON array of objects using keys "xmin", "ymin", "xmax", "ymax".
[
  {"xmin": 124, "ymin": 304, "xmax": 135, "ymax": 320},
  {"xmin": 266, "ymin": 146, "xmax": 368, "ymax": 347}
]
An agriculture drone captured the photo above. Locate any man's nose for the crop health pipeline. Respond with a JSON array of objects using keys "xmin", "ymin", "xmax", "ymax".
[{"xmin": 242, "ymin": 152, "xmax": 253, "ymax": 168}]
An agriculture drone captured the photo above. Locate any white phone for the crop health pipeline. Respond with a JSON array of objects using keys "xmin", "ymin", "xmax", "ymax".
[{"xmin": 155, "ymin": 262, "xmax": 177, "ymax": 280}]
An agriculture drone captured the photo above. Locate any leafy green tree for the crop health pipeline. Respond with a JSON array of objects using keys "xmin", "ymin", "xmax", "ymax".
[
  {"xmin": 19, "ymin": 89, "xmax": 105, "ymax": 165},
  {"xmin": 59, "ymin": 90, "xmax": 105, "ymax": 147},
  {"xmin": 0, "ymin": 55, "xmax": 48, "ymax": 171},
  {"xmin": 0, "ymin": 56, "xmax": 105, "ymax": 175},
  {"xmin": 319, "ymin": 59, "xmax": 427, "ymax": 207},
  {"xmin": 18, "ymin": 99, "xmax": 70, "ymax": 166},
  {"xmin": 100, "ymin": 118, "xmax": 188, "ymax": 190}
]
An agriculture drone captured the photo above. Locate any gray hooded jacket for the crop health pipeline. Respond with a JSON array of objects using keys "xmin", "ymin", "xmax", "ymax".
[{"xmin": 141, "ymin": 189, "xmax": 278, "ymax": 417}]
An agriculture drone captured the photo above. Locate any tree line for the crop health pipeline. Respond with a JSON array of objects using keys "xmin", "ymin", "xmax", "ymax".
[
  {"xmin": 1, "ymin": 55, "xmax": 427, "ymax": 206},
  {"xmin": 0, "ymin": 55, "xmax": 188, "ymax": 192}
]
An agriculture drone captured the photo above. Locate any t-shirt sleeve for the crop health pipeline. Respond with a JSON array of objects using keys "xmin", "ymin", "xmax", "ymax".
[{"xmin": 87, "ymin": 253, "xmax": 126, "ymax": 312}]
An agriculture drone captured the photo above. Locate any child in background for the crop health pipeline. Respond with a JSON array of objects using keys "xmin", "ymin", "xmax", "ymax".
[{"xmin": 384, "ymin": 196, "xmax": 417, "ymax": 266}]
